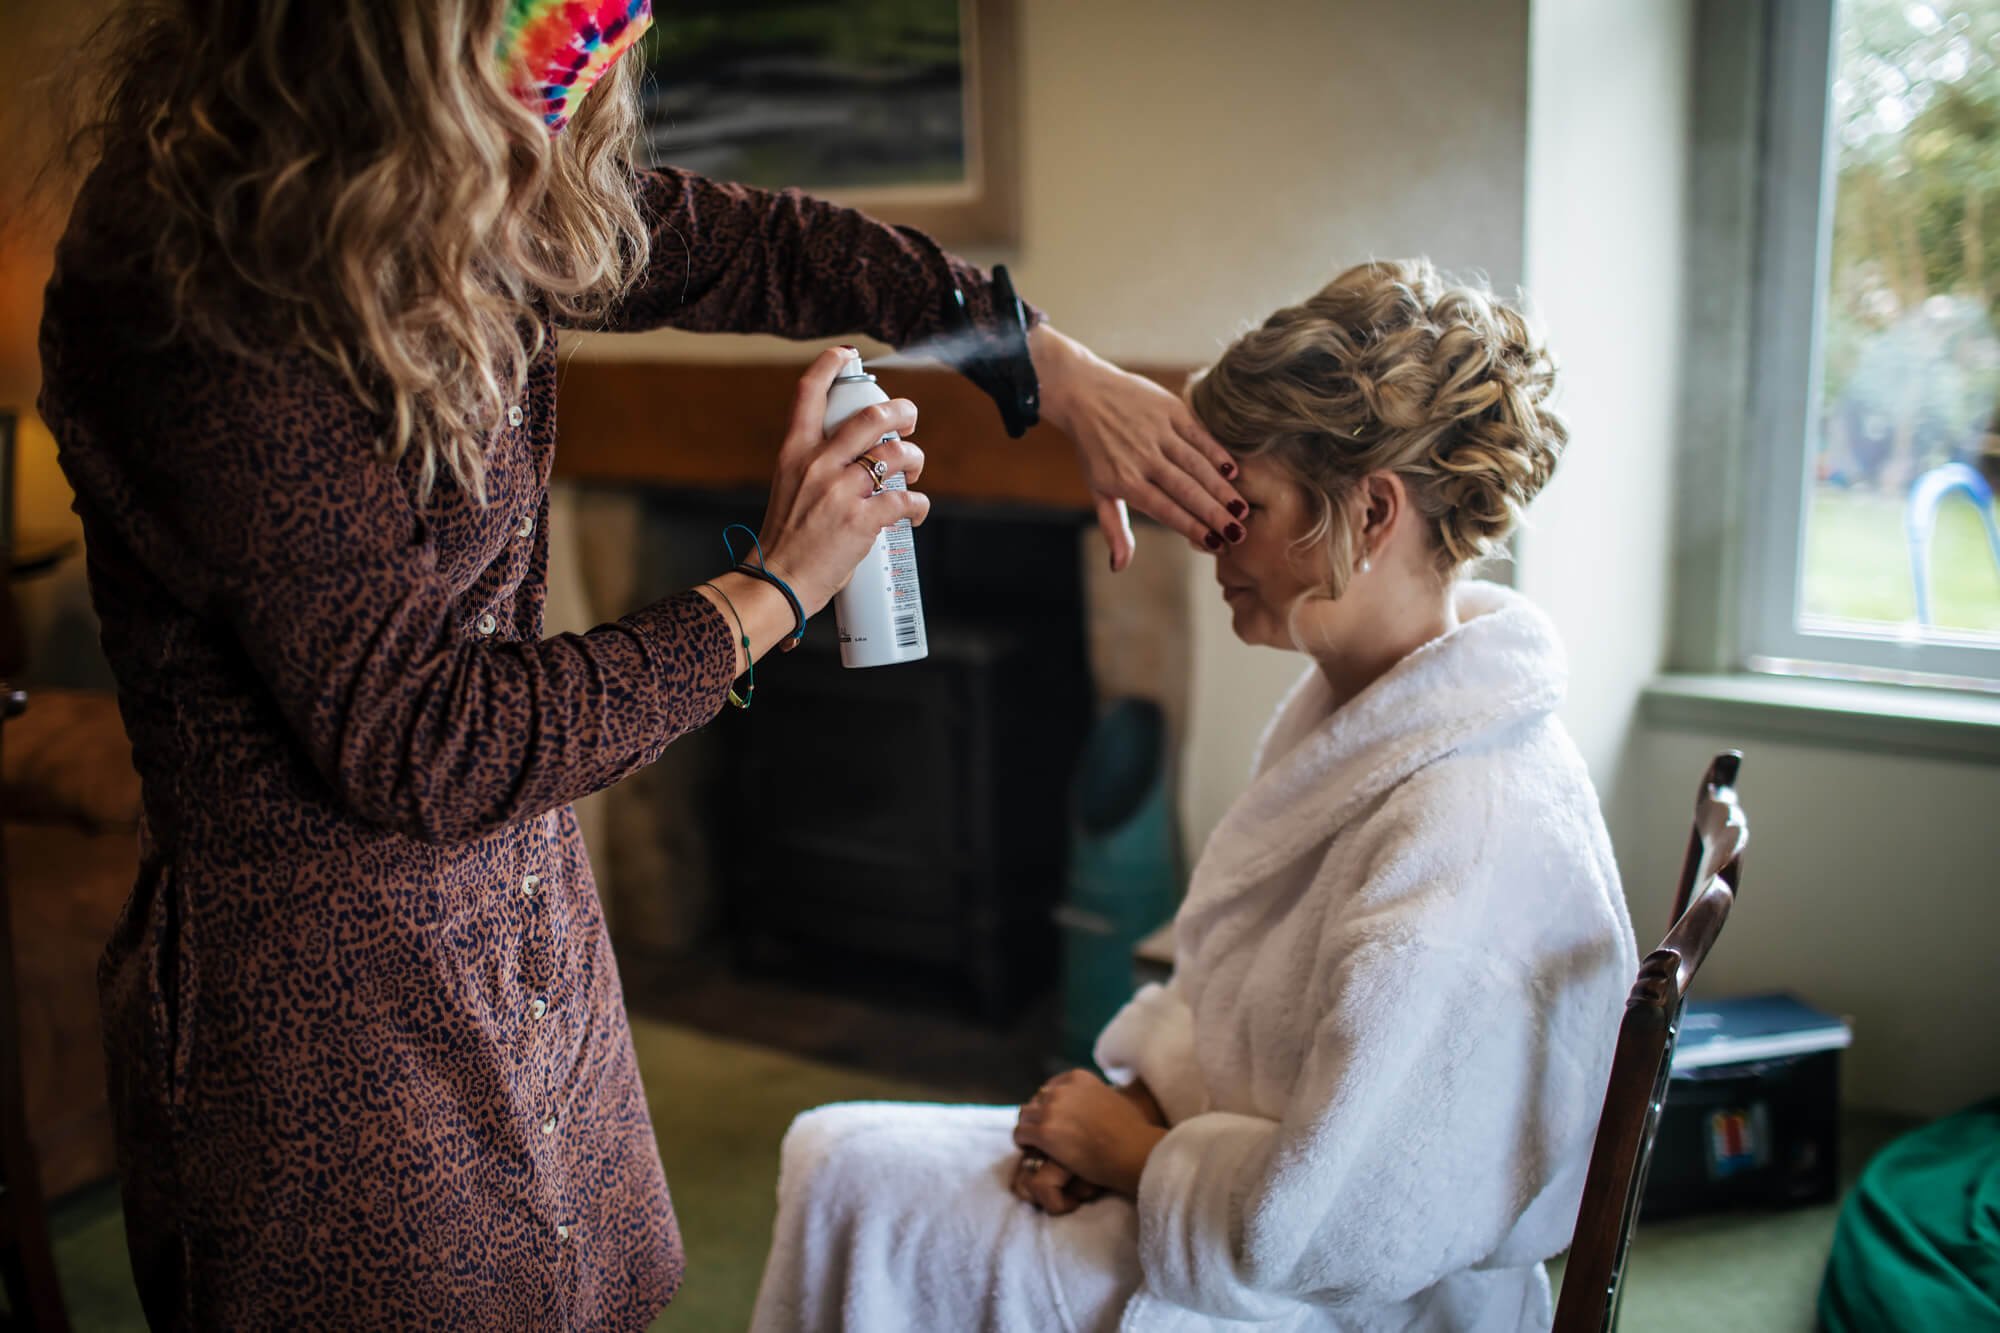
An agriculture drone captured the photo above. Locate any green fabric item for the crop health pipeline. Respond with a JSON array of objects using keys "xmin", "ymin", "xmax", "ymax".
[
  {"xmin": 1062, "ymin": 699, "xmax": 1180, "ymax": 1065},
  {"xmin": 1820, "ymin": 1098, "xmax": 2000, "ymax": 1333}
]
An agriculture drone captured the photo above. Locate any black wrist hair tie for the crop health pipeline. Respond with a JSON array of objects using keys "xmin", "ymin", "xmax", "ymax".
[{"xmin": 946, "ymin": 263, "xmax": 1040, "ymax": 439}]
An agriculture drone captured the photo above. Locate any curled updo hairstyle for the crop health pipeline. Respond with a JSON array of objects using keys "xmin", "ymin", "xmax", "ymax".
[{"xmin": 1188, "ymin": 259, "xmax": 1567, "ymax": 597}]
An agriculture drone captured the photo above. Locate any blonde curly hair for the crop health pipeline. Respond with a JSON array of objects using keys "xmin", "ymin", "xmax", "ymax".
[
  {"xmin": 1188, "ymin": 259, "xmax": 1566, "ymax": 597},
  {"xmin": 68, "ymin": 0, "xmax": 652, "ymax": 501}
]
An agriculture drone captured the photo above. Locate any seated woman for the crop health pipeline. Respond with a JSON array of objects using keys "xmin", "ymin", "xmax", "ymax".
[{"xmin": 751, "ymin": 260, "xmax": 1640, "ymax": 1333}]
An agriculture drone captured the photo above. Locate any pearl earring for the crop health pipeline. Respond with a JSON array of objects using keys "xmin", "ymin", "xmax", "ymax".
[{"xmin": 1359, "ymin": 556, "xmax": 1372, "ymax": 575}]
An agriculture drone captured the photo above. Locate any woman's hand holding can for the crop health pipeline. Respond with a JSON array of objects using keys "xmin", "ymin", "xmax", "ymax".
[{"xmin": 760, "ymin": 347, "xmax": 929, "ymax": 617}]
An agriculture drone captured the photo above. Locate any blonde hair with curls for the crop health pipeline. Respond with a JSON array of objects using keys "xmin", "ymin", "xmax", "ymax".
[
  {"xmin": 70, "ymin": 0, "xmax": 652, "ymax": 500},
  {"xmin": 1188, "ymin": 259, "xmax": 1566, "ymax": 601}
]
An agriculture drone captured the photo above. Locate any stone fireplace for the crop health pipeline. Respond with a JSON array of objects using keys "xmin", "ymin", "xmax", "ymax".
[{"xmin": 547, "ymin": 359, "xmax": 1194, "ymax": 1020}]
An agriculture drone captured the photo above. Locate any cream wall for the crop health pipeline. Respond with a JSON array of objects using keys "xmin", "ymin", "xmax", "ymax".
[
  {"xmin": 1516, "ymin": 0, "xmax": 1692, "ymax": 790},
  {"xmin": 1618, "ymin": 727, "xmax": 1999, "ymax": 1118},
  {"xmin": 578, "ymin": 0, "xmax": 1535, "ymax": 847},
  {"xmin": 1516, "ymin": 0, "xmax": 1996, "ymax": 1119},
  {"xmin": 1029, "ymin": 0, "xmax": 1532, "ymax": 845}
]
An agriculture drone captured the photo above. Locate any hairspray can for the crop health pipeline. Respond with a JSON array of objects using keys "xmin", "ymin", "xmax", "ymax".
[{"xmin": 824, "ymin": 357, "xmax": 927, "ymax": 668}]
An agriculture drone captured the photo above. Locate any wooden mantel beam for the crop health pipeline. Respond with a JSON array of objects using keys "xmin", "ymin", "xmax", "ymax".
[{"xmin": 553, "ymin": 359, "xmax": 1190, "ymax": 512}]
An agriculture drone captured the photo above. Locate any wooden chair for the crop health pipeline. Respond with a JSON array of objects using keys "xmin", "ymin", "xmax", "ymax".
[
  {"xmin": 0, "ymin": 572, "xmax": 72, "ymax": 1331},
  {"xmin": 1553, "ymin": 752, "xmax": 1747, "ymax": 1333}
]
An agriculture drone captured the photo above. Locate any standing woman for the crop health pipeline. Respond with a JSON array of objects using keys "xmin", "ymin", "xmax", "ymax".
[{"xmin": 36, "ymin": 2, "xmax": 1246, "ymax": 1326}]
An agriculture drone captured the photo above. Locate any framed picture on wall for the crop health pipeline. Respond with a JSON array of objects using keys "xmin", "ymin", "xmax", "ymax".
[{"xmin": 638, "ymin": 0, "xmax": 1018, "ymax": 246}]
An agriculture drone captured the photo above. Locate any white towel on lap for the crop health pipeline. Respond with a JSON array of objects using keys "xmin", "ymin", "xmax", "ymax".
[
  {"xmin": 753, "ymin": 584, "xmax": 1637, "ymax": 1332},
  {"xmin": 751, "ymin": 1103, "xmax": 1141, "ymax": 1332}
]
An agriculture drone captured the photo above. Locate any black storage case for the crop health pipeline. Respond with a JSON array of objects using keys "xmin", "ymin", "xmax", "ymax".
[{"xmin": 1639, "ymin": 993, "xmax": 1850, "ymax": 1219}]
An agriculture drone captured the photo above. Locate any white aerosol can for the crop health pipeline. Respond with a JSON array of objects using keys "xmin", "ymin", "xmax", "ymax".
[{"xmin": 825, "ymin": 356, "xmax": 927, "ymax": 667}]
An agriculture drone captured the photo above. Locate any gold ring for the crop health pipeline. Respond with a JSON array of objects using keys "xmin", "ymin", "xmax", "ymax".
[{"xmin": 855, "ymin": 455, "xmax": 888, "ymax": 495}]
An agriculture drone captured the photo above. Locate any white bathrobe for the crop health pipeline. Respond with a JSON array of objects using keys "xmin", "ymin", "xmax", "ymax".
[{"xmin": 751, "ymin": 582, "xmax": 1637, "ymax": 1333}]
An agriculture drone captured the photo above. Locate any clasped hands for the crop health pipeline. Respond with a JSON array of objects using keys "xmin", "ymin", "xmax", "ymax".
[{"xmin": 1009, "ymin": 1070, "xmax": 1169, "ymax": 1216}]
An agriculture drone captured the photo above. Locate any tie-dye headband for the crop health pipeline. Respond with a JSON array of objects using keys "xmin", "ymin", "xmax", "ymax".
[{"xmin": 500, "ymin": 0, "xmax": 654, "ymax": 134}]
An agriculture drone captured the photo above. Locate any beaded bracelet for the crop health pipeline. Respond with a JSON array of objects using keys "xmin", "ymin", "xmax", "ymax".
[{"xmin": 698, "ymin": 582, "xmax": 753, "ymax": 709}]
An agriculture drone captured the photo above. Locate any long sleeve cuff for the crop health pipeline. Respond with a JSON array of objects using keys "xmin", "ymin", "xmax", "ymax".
[
  {"xmin": 621, "ymin": 589, "xmax": 740, "ymax": 742},
  {"xmin": 1135, "ymin": 1111, "xmax": 1299, "ymax": 1324}
]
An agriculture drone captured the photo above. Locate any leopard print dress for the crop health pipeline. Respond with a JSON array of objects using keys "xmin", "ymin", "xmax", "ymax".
[{"xmin": 38, "ymin": 165, "xmax": 1028, "ymax": 1331}]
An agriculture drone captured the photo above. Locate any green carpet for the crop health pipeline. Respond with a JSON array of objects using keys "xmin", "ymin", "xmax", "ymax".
[
  {"xmin": 41, "ymin": 1018, "xmax": 945, "ymax": 1331},
  {"xmin": 42, "ymin": 1018, "xmax": 1885, "ymax": 1330},
  {"xmin": 1550, "ymin": 1196, "xmax": 1848, "ymax": 1333},
  {"xmin": 632, "ymin": 1020, "xmax": 950, "ymax": 1328}
]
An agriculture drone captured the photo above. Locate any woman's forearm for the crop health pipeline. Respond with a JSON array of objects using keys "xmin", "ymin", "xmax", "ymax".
[
  {"xmin": 1108, "ymin": 1123, "xmax": 1171, "ymax": 1199},
  {"xmin": 694, "ymin": 572, "xmax": 799, "ymax": 676},
  {"xmin": 1028, "ymin": 323, "xmax": 1095, "ymax": 436},
  {"xmin": 1117, "ymin": 1078, "xmax": 1169, "ymax": 1128}
]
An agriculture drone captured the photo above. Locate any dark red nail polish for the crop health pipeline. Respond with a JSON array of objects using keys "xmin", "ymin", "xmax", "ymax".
[
  {"xmin": 1203, "ymin": 531, "xmax": 1223, "ymax": 551},
  {"xmin": 1224, "ymin": 522, "xmax": 1245, "ymax": 543},
  {"xmin": 1220, "ymin": 461, "xmax": 1238, "ymax": 479},
  {"xmin": 1227, "ymin": 499, "xmax": 1247, "ymax": 518}
]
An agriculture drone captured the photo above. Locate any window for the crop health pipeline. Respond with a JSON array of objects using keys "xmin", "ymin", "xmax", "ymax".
[{"xmin": 1749, "ymin": 0, "xmax": 2000, "ymax": 690}]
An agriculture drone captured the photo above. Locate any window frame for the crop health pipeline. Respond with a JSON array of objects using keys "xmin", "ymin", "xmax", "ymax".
[{"xmin": 1741, "ymin": 0, "xmax": 2000, "ymax": 690}]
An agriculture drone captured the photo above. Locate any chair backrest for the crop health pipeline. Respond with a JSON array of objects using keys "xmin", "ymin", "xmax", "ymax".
[
  {"xmin": 1666, "ymin": 751, "xmax": 1744, "ymax": 927},
  {"xmin": 1553, "ymin": 752, "xmax": 1747, "ymax": 1333}
]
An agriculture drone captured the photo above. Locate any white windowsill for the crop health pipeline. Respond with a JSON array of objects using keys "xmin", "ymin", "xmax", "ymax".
[{"xmin": 1641, "ymin": 673, "xmax": 2000, "ymax": 765}]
